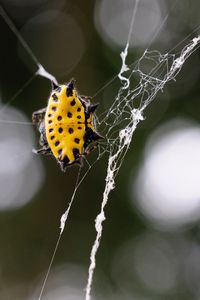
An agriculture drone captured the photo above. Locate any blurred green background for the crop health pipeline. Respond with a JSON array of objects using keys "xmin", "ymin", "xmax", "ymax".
[{"xmin": 1, "ymin": 0, "xmax": 200, "ymax": 299}]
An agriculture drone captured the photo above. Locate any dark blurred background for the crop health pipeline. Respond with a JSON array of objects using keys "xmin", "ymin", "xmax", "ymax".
[{"xmin": 1, "ymin": 0, "xmax": 200, "ymax": 299}]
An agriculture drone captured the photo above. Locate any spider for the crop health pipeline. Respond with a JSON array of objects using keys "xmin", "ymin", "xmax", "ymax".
[{"xmin": 32, "ymin": 79, "xmax": 102, "ymax": 171}]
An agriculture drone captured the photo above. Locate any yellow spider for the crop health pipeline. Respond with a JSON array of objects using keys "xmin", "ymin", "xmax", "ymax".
[{"xmin": 32, "ymin": 79, "xmax": 102, "ymax": 171}]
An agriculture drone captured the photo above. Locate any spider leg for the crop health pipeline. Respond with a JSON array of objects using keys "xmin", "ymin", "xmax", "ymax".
[
  {"xmin": 84, "ymin": 127, "xmax": 103, "ymax": 149},
  {"xmin": 80, "ymin": 95, "xmax": 92, "ymax": 102},
  {"xmin": 58, "ymin": 154, "xmax": 83, "ymax": 172},
  {"xmin": 32, "ymin": 107, "xmax": 46, "ymax": 124},
  {"xmin": 72, "ymin": 148, "xmax": 83, "ymax": 167},
  {"xmin": 38, "ymin": 121, "xmax": 48, "ymax": 146},
  {"xmin": 83, "ymin": 142, "xmax": 99, "ymax": 156},
  {"xmin": 32, "ymin": 145, "xmax": 51, "ymax": 155}
]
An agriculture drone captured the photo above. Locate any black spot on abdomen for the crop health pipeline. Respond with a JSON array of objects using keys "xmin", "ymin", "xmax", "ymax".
[
  {"xmin": 67, "ymin": 112, "xmax": 72, "ymax": 118},
  {"xmin": 68, "ymin": 128, "xmax": 74, "ymax": 134},
  {"xmin": 70, "ymin": 99, "xmax": 76, "ymax": 106},
  {"xmin": 74, "ymin": 138, "xmax": 80, "ymax": 144}
]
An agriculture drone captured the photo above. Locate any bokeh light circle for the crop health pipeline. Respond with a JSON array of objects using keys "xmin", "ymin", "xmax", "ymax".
[
  {"xmin": 19, "ymin": 10, "xmax": 86, "ymax": 76},
  {"xmin": 133, "ymin": 119, "xmax": 200, "ymax": 229},
  {"xmin": 111, "ymin": 233, "xmax": 178, "ymax": 295},
  {"xmin": 0, "ymin": 105, "xmax": 44, "ymax": 210},
  {"xmin": 94, "ymin": 0, "xmax": 163, "ymax": 48},
  {"xmin": 30, "ymin": 264, "xmax": 87, "ymax": 300}
]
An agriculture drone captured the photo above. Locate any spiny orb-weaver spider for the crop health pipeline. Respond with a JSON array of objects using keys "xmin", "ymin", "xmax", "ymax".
[{"xmin": 32, "ymin": 79, "xmax": 102, "ymax": 171}]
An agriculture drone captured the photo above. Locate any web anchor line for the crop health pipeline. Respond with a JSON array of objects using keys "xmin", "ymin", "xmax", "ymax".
[{"xmin": 0, "ymin": 5, "xmax": 58, "ymax": 110}]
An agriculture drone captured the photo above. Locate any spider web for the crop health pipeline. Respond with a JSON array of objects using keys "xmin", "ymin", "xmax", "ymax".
[
  {"xmin": 84, "ymin": 18, "xmax": 200, "ymax": 300},
  {"xmin": 1, "ymin": 2, "xmax": 200, "ymax": 300}
]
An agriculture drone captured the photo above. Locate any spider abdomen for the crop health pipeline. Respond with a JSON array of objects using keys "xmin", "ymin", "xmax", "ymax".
[{"xmin": 45, "ymin": 85, "xmax": 85, "ymax": 164}]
